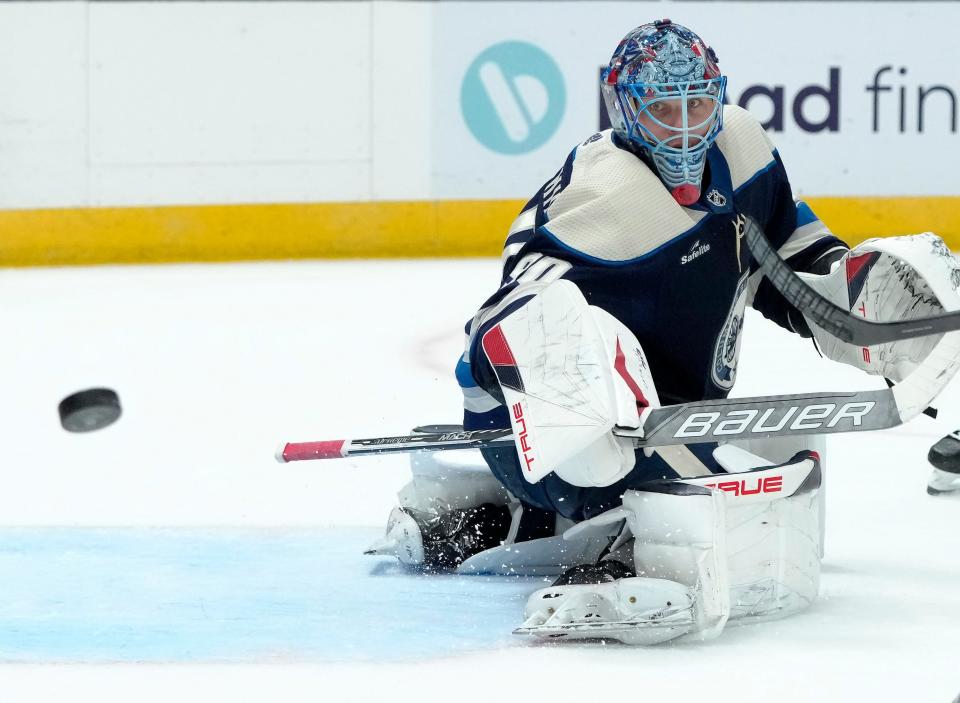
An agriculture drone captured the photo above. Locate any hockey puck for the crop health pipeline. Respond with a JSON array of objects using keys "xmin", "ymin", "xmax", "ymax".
[{"xmin": 58, "ymin": 388, "xmax": 122, "ymax": 433}]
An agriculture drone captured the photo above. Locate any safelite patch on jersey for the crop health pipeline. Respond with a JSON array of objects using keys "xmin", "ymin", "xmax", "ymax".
[{"xmin": 681, "ymin": 239, "xmax": 711, "ymax": 265}]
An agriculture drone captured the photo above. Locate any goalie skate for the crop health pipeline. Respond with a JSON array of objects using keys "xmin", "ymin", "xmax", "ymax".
[
  {"xmin": 927, "ymin": 468, "xmax": 960, "ymax": 496},
  {"xmin": 927, "ymin": 431, "xmax": 960, "ymax": 495},
  {"xmin": 513, "ymin": 573, "xmax": 696, "ymax": 646}
]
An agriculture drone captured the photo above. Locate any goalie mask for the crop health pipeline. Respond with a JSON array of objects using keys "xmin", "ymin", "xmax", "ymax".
[{"xmin": 601, "ymin": 20, "xmax": 726, "ymax": 206}]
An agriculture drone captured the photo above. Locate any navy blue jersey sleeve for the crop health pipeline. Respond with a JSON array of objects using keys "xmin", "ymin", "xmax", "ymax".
[
  {"xmin": 748, "ymin": 151, "xmax": 849, "ymax": 337},
  {"xmin": 499, "ymin": 148, "xmax": 577, "ymax": 282}
]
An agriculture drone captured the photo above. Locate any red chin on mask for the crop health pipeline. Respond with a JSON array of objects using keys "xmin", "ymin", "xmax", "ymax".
[{"xmin": 671, "ymin": 184, "xmax": 700, "ymax": 206}]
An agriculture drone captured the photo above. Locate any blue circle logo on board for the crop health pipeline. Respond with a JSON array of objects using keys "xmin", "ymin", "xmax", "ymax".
[{"xmin": 461, "ymin": 41, "xmax": 566, "ymax": 155}]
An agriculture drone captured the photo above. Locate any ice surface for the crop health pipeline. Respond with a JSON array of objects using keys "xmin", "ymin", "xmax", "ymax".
[
  {"xmin": 0, "ymin": 527, "xmax": 539, "ymax": 663},
  {"xmin": 0, "ymin": 260, "xmax": 958, "ymax": 702}
]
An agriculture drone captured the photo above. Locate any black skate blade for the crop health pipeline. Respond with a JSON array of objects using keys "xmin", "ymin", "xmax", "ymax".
[{"xmin": 927, "ymin": 433, "xmax": 960, "ymax": 474}]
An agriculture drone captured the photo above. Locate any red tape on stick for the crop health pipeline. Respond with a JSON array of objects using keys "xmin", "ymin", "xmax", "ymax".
[{"xmin": 276, "ymin": 440, "xmax": 346, "ymax": 463}]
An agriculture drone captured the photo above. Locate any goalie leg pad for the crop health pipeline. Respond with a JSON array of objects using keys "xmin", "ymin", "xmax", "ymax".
[
  {"xmin": 625, "ymin": 483, "xmax": 730, "ymax": 640},
  {"xmin": 514, "ymin": 449, "xmax": 823, "ymax": 644},
  {"xmin": 369, "ymin": 427, "xmax": 593, "ymax": 572},
  {"xmin": 366, "ymin": 427, "xmax": 514, "ymax": 568},
  {"xmin": 472, "ymin": 426, "xmax": 724, "ymax": 523},
  {"xmin": 515, "ymin": 483, "xmax": 727, "ymax": 645},
  {"xmin": 400, "ymin": 433, "xmax": 511, "ymax": 515},
  {"xmin": 681, "ymin": 447, "xmax": 824, "ymax": 625},
  {"xmin": 722, "ymin": 435, "xmax": 827, "ymax": 557}
]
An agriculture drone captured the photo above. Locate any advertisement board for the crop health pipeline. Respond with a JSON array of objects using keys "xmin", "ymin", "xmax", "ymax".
[
  {"xmin": 1, "ymin": 1, "xmax": 958, "ymax": 263},
  {"xmin": 436, "ymin": 2, "xmax": 960, "ymax": 200}
]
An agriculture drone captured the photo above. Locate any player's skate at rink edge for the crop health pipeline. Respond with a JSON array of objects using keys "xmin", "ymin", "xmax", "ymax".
[{"xmin": 363, "ymin": 19, "xmax": 960, "ymax": 644}]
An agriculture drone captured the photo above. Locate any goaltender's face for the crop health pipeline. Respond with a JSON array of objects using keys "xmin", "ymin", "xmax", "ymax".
[{"xmin": 632, "ymin": 95, "xmax": 718, "ymax": 150}]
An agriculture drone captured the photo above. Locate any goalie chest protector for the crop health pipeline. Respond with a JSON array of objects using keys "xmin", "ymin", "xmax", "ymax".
[{"xmin": 472, "ymin": 105, "xmax": 835, "ymax": 406}]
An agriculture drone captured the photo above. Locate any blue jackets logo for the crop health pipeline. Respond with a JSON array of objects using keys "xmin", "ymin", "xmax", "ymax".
[
  {"xmin": 461, "ymin": 42, "xmax": 566, "ymax": 155},
  {"xmin": 712, "ymin": 273, "xmax": 749, "ymax": 390}
]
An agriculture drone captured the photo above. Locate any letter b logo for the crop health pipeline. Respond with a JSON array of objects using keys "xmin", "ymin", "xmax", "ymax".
[{"xmin": 461, "ymin": 41, "xmax": 566, "ymax": 154}]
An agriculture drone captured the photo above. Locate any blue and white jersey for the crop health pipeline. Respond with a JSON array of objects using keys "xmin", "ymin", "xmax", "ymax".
[{"xmin": 459, "ymin": 105, "xmax": 847, "ymax": 430}]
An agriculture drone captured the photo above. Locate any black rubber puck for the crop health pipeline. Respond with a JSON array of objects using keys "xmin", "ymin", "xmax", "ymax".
[{"xmin": 58, "ymin": 388, "xmax": 122, "ymax": 433}]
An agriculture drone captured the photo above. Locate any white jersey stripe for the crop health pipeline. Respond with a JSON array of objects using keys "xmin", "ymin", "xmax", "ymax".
[
  {"xmin": 462, "ymin": 385, "xmax": 503, "ymax": 414},
  {"xmin": 501, "ymin": 242, "xmax": 526, "ymax": 264},
  {"xmin": 508, "ymin": 208, "xmax": 536, "ymax": 236}
]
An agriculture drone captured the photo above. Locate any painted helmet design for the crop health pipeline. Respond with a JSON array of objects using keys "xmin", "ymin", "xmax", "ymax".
[{"xmin": 601, "ymin": 19, "xmax": 727, "ymax": 205}]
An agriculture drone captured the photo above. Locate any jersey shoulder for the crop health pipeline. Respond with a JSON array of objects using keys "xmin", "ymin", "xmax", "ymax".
[
  {"xmin": 715, "ymin": 104, "xmax": 778, "ymax": 191},
  {"xmin": 538, "ymin": 131, "xmax": 706, "ymax": 263}
]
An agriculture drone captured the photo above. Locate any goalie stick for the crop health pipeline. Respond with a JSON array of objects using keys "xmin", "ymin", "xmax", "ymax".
[
  {"xmin": 278, "ymin": 222, "xmax": 960, "ymax": 466},
  {"xmin": 277, "ymin": 388, "xmax": 900, "ymax": 463},
  {"xmin": 742, "ymin": 216, "xmax": 960, "ymax": 345}
]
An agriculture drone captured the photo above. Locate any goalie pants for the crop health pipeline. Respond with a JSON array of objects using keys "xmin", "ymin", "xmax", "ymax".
[{"xmin": 465, "ymin": 406, "xmax": 725, "ymax": 522}]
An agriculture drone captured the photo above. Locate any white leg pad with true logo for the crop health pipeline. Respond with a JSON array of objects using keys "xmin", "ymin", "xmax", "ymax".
[
  {"xmin": 515, "ymin": 447, "xmax": 823, "ymax": 644},
  {"xmin": 398, "ymin": 447, "xmax": 511, "ymax": 515},
  {"xmin": 723, "ymin": 434, "xmax": 827, "ymax": 558},
  {"xmin": 704, "ymin": 446, "xmax": 823, "ymax": 625},
  {"xmin": 367, "ymin": 437, "xmax": 610, "ymax": 573},
  {"xmin": 626, "ymin": 484, "xmax": 730, "ymax": 640},
  {"xmin": 364, "ymin": 437, "xmax": 513, "ymax": 567}
]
